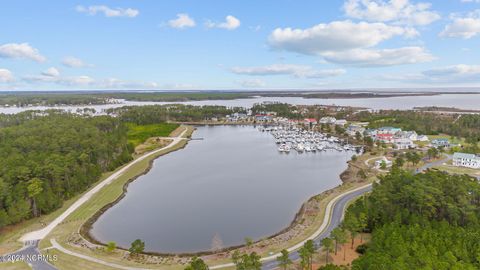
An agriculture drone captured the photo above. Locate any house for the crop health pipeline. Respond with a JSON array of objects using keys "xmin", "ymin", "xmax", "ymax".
[
  {"xmin": 397, "ymin": 131, "xmax": 418, "ymax": 141},
  {"xmin": 376, "ymin": 133, "xmax": 394, "ymax": 143},
  {"xmin": 304, "ymin": 118, "xmax": 318, "ymax": 126},
  {"xmin": 394, "ymin": 138, "xmax": 416, "ymax": 150},
  {"xmin": 227, "ymin": 112, "xmax": 248, "ymax": 122},
  {"xmin": 319, "ymin": 116, "xmax": 336, "ymax": 124},
  {"xmin": 346, "ymin": 125, "xmax": 366, "ymax": 137},
  {"xmin": 417, "ymin": 135, "xmax": 429, "ymax": 142},
  {"xmin": 364, "ymin": 128, "xmax": 377, "ymax": 138},
  {"xmin": 335, "ymin": 119, "xmax": 348, "ymax": 126},
  {"xmin": 431, "ymin": 138, "xmax": 450, "ymax": 148},
  {"xmin": 377, "ymin": 126, "xmax": 402, "ymax": 135},
  {"xmin": 453, "ymin": 152, "xmax": 480, "ymax": 169},
  {"xmin": 375, "ymin": 157, "xmax": 392, "ymax": 168},
  {"xmin": 255, "ymin": 114, "xmax": 273, "ymax": 122}
]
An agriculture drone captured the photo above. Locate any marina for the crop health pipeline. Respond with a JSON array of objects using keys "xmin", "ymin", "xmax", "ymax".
[{"xmin": 259, "ymin": 125, "xmax": 361, "ymax": 154}]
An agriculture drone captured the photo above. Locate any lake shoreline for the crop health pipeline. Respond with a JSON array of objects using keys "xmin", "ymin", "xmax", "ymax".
[{"xmin": 79, "ymin": 124, "xmax": 363, "ymax": 257}]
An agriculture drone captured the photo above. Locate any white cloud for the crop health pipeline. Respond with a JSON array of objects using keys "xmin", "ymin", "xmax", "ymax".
[
  {"xmin": 423, "ymin": 64, "xmax": 480, "ymax": 77},
  {"xmin": 62, "ymin": 56, "xmax": 93, "ymax": 68},
  {"xmin": 440, "ymin": 11, "xmax": 480, "ymax": 39},
  {"xmin": 343, "ymin": 0, "xmax": 440, "ymax": 25},
  {"xmin": 168, "ymin": 13, "xmax": 196, "ymax": 29},
  {"xmin": 41, "ymin": 67, "xmax": 60, "ymax": 77},
  {"xmin": 322, "ymin": 46, "xmax": 435, "ymax": 67},
  {"xmin": 268, "ymin": 20, "xmax": 417, "ymax": 55},
  {"xmin": 0, "ymin": 43, "xmax": 46, "ymax": 62},
  {"xmin": 76, "ymin": 5, "xmax": 139, "ymax": 18},
  {"xmin": 96, "ymin": 78, "xmax": 159, "ymax": 89},
  {"xmin": 0, "ymin": 69, "xmax": 14, "ymax": 83},
  {"xmin": 237, "ymin": 79, "xmax": 266, "ymax": 88},
  {"xmin": 382, "ymin": 64, "xmax": 480, "ymax": 84},
  {"xmin": 206, "ymin": 15, "xmax": 241, "ymax": 30},
  {"xmin": 23, "ymin": 70, "xmax": 159, "ymax": 89},
  {"xmin": 231, "ymin": 64, "xmax": 345, "ymax": 78}
]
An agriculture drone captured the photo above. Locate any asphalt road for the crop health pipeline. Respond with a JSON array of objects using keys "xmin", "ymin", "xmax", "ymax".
[
  {"xmin": 261, "ymin": 184, "xmax": 373, "ymax": 270},
  {"xmin": 1, "ymin": 240, "xmax": 56, "ymax": 270}
]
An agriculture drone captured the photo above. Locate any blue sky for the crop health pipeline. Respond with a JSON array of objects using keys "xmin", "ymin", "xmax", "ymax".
[{"xmin": 1, "ymin": 0, "xmax": 480, "ymax": 91}]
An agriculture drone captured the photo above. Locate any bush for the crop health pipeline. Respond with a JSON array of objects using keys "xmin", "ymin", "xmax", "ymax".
[{"xmin": 355, "ymin": 243, "xmax": 369, "ymax": 254}]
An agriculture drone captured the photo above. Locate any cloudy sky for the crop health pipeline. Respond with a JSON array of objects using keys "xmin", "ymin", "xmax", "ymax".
[{"xmin": 1, "ymin": 0, "xmax": 480, "ymax": 91}]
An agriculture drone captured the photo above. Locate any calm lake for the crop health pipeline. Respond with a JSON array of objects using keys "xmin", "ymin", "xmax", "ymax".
[
  {"xmin": 90, "ymin": 125, "xmax": 355, "ymax": 253},
  {"xmin": 1, "ymin": 93, "xmax": 480, "ymax": 114}
]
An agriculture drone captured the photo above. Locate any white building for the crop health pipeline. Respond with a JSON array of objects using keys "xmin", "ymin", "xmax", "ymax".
[
  {"xmin": 453, "ymin": 152, "xmax": 480, "ymax": 169},
  {"xmin": 319, "ymin": 116, "xmax": 336, "ymax": 124},
  {"xmin": 417, "ymin": 135, "xmax": 429, "ymax": 142},
  {"xmin": 394, "ymin": 138, "xmax": 416, "ymax": 150},
  {"xmin": 335, "ymin": 119, "xmax": 347, "ymax": 126}
]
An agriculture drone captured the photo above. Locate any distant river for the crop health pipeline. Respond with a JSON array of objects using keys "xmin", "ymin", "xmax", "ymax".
[
  {"xmin": 90, "ymin": 125, "xmax": 355, "ymax": 253},
  {"xmin": 1, "ymin": 93, "xmax": 480, "ymax": 114}
]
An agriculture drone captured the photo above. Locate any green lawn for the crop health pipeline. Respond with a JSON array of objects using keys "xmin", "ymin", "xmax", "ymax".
[
  {"xmin": 427, "ymin": 134, "xmax": 465, "ymax": 145},
  {"xmin": 125, "ymin": 123, "xmax": 179, "ymax": 146}
]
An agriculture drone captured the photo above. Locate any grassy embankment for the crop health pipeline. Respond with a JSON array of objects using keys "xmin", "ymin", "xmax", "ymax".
[
  {"xmin": 37, "ymin": 125, "xmax": 193, "ymax": 270},
  {"xmin": 0, "ymin": 261, "xmax": 30, "ymax": 270}
]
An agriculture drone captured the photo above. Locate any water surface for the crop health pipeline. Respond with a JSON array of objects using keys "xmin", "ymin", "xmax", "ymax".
[{"xmin": 90, "ymin": 125, "xmax": 354, "ymax": 253}]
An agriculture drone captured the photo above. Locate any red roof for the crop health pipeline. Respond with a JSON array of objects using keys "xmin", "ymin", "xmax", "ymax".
[{"xmin": 304, "ymin": 118, "xmax": 317, "ymax": 122}]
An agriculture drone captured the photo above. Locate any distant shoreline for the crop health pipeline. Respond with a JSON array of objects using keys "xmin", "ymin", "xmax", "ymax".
[{"xmin": 1, "ymin": 91, "xmax": 479, "ymax": 108}]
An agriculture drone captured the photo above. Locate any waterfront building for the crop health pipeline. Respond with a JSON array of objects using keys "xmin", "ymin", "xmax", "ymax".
[
  {"xmin": 453, "ymin": 152, "xmax": 480, "ymax": 169},
  {"xmin": 431, "ymin": 138, "xmax": 450, "ymax": 148}
]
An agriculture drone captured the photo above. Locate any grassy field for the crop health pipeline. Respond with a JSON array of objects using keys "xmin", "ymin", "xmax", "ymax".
[{"xmin": 126, "ymin": 123, "xmax": 179, "ymax": 146}]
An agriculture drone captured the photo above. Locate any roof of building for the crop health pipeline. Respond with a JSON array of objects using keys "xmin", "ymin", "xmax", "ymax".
[{"xmin": 453, "ymin": 152, "xmax": 478, "ymax": 160}]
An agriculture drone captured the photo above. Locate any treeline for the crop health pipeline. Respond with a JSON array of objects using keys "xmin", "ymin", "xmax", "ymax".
[
  {"xmin": 0, "ymin": 94, "xmax": 108, "ymax": 107},
  {"xmin": 108, "ymin": 104, "xmax": 244, "ymax": 124},
  {"xmin": 0, "ymin": 111, "xmax": 133, "ymax": 228},
  {"xmin": 252, "ymin": 103, "xmax": 303, "ymax": 119},
  {"xmin": 352, "ymin": 110, "xmax": 480, "ymax": 143},
  {"xmin": 101, "ymin": 92, "xmax": 253, "ymax": 102},
  {"xmin": 345, "ymin": 169, "xmax": 480, "ymax": 269}
]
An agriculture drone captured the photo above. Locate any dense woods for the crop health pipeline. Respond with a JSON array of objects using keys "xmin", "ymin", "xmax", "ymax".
[
  {"xmin": 345, "ymin": 169, "xmax": 480, "ymax": 269},
  {"xmin": 0, "ymin": 112, "xmax": 134, "ymax": 228},
  {"xmin": 109, "ymin": 104, "xmax": 243, "ymax": 123},
  {"xmin": 0, "ymin": 93, "xmax": 108, "ymax": 106}
]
